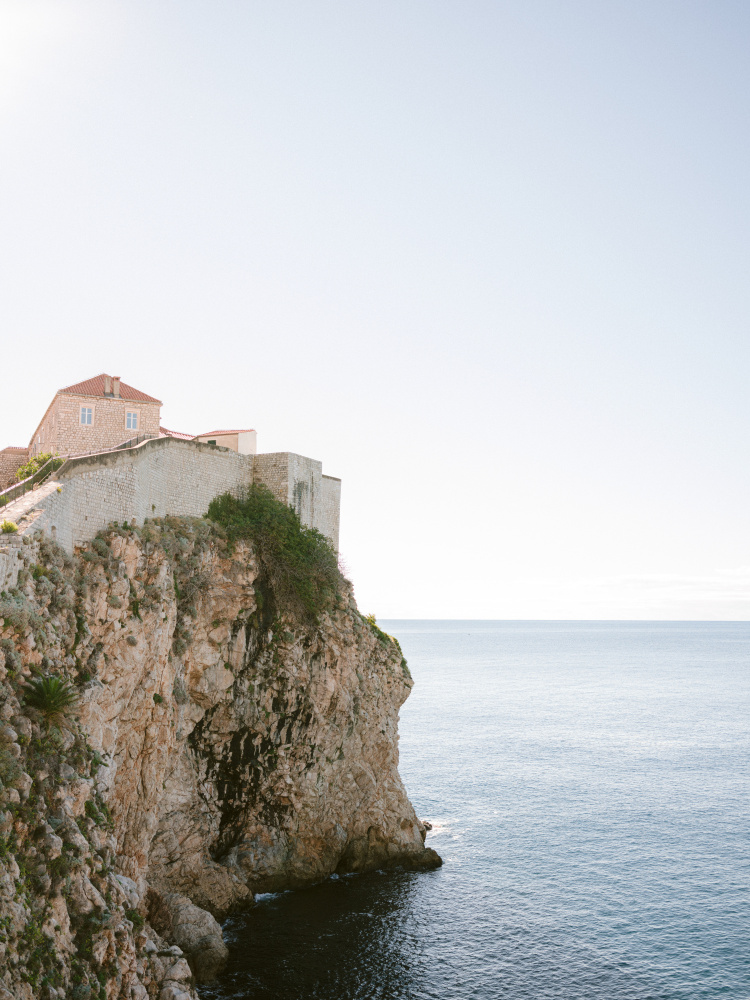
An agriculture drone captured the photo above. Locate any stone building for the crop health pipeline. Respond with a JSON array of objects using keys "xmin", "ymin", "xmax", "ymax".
[
  {"xmin": 0, "ymin": 446, "xmax": 29, "ymax": 490},
  {"xmin": 1, "ymin": 372, "xmax": 341, "ymax": 550},
  {"xmin": 28, "ymin": 374, "xmax": 162, "ymax": 459},
  {"xmin": 192, "ymin": 429, "xmax": 257, "ymax": 455}
]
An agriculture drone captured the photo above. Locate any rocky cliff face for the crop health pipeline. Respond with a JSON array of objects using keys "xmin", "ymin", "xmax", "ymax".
[{"xmin": 0, "ymin": 519, "xmax": 439, "ymax": 999}]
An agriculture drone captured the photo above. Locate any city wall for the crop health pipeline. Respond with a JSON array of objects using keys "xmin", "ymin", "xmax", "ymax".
[
  {"xmin": 0, "ymin": 437, "xmax": 340, "ymax": 557},
  {"xmin": 254, "ymin": 453, "xmax": 341, "ymax": 552}
]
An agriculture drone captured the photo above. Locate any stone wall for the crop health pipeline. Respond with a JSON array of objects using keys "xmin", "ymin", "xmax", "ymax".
[
  {"xmin": 7, "ymin": 438, "xmax": 252, "ymax": 552},
  {"xmin": 320, "ymin": 475, "xmax": 342, "ymax": 552},
  {"xmin": 254, "ymin": 452, "xmax": 341, "ymax": 546},
  {"xmin": 0, "ymin": 447, "xmax": 28, "ymax": 490},
  {"xmin": 30, "ymin": 392, "xmax": 161, "ymax": 458},
  {"xmin": 1, "ymin": 439, "xmax": 341, "ymax": 554},
  {"xmin": 0, "ymin": 533, "xmax": 25, "ymax": 591}
]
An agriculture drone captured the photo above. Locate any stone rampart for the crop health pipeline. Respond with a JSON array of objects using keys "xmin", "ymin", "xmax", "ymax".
[
  {"xmin": 319, "ymin": 475, "xmax": 342, "ymax": 553},
  {"xmin": 30, "ymin": 438, "xmax": 252, "ymax": 552},
  {"xmin": 254, "ymin": 453, "xmax": 341, "ymax": 547},
  {"xmin": 0, "ymin": 438, "xmax": 341, "ymax": 556}
]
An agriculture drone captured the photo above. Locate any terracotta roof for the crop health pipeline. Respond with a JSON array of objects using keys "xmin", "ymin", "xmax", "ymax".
[
  {"xmin": 160, "ymin": 426, "xmax": 194, "ymax": 440},
  {"xmin": 1, "ymin": 446, "xmax": 28, "ymax": 453},
  {"xmin": 194, "ymin": 429, "xmax": 255, "ymax": 437},
  {"xmin": 59, "ymin": 374, "xmax": 162, "ymax": 404}
]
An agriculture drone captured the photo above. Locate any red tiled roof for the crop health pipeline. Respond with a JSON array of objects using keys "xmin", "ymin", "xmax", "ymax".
[
  {"xmin": 194, "ymin": 429, "xmax": 255, "ymax": 437},
  {"xmin": 1, "ymin": 446, "xmax": 28, "ymax": 453},
  {"xmin": 160, "ymin": 426, "xmax": 194, "ymax": 440},
  {"xmin": 59, "ymin": 374, "xmax": 162, "ymax": 404}
]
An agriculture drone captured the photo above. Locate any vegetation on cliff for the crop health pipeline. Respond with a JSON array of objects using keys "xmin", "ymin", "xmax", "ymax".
[{"xmin": 207, "ymin": 485, "xmax": 344, "ymax": 621}]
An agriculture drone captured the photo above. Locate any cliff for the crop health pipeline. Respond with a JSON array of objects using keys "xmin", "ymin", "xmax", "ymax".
[{"xmin": 0, "ymin": 517, "xmax": 440, "ymax": 1000}]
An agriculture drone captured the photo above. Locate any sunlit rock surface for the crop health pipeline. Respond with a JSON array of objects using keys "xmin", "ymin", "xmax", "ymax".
[{"xmin": 0, "ymin": 520, "xmax": 439, "ymax": 997}]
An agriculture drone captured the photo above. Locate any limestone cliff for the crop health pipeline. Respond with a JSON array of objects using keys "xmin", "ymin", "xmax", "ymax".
[{"xmin": 0, "ymin": 519, "xmax": 440, "ymax": 999}]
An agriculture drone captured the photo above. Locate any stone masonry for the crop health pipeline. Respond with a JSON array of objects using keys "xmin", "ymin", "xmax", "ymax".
[
  {"xmin": 28, "ymin": 374, "xmax": 162, "ymax": 458},
  {"xmin": 2, "ymin": 372, "xmax": 341, "ymax": 553},
  {"xmin": 0, "ymin": 437, "xmax": 341, "ymax": 553},
  {"xmin": 0, "ymin": 446, "xmax": 29, "ymax": 489},
  {"xmin": 254, "ymin": 453, "xmax": 342, "ymax": 552}
]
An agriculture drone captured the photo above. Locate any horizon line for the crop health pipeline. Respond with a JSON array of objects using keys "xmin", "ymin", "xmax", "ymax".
[{"xmin": 376, "ymin": 617, "xmax": 750, "ymax": 623}]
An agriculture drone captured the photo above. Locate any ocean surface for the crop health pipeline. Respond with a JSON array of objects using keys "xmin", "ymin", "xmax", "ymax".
[{"xmin": 199, "ymin": 621, "xmax": 750, "ymax": 1000}]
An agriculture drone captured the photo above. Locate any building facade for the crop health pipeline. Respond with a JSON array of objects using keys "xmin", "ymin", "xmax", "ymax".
[
  {"xmin": 192, "ymin": 429, "xmax": 257, "ymax": 455},
  {"xmin": 28, "ymin": 374, "xmax": 162, "ymax": 459}
]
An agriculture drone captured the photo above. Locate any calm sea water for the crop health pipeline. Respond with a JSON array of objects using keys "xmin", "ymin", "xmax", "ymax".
[{"xmin": 200, "ymin": 621, "xmax": 750, "ymax": 1000}]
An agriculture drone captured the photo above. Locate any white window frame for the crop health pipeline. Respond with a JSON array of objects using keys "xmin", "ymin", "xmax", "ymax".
[
  {"xmin": 126, "ymin": 410, "xmax": 139, "ymax": 431},
  {"xmin": 80, "ymin": 406, "xmax": 93, "ymax": 426}
]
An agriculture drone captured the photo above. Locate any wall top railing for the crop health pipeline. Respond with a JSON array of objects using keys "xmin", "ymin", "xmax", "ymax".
[
  {"xmin": 110, "ymin": 432, "xmax": 157, "ymax": 452},
  {"xmin": 0, "ymin": 456, "xmax": 61, "ymax": 509}
]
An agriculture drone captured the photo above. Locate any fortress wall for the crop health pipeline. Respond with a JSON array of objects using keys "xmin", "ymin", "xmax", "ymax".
[
  {"xmin": 319, "ymin": 475, "xmax": 341, "ymax": 553},
  {"xmin": 252, "ymin": 452, "xmax": 292, "ymax": 506},
  {"xmin": 14, "ymin": 438, "xmax": 253, "ymax": 552},
  {"xmin": 288, "ymin": 454, "xmax": 322, "ymax": 529},
  {"xmin": 32, "ymin": 466, "xmax": 138, "ymax": 552},
  {"xmin": 124, "ymin": 438, "xmax": 252, "ymax": 526},
  {"xmin": 3, "ymin": 439, "xmax": 340, "ymax": 554},
  {"xmin": 254, "ymin": 452, "xmax": 341, "ymax": 551}
]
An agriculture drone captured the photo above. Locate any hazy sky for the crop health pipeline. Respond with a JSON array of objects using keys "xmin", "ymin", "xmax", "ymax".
[{"xmin": 1, "ymin": 1, "xmax": 749, "ymax": 618}]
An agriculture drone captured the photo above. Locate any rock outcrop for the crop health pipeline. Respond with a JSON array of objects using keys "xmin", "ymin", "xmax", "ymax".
[{"xmin": 0, "ymin": 518, "xmax": 440, "ymax": 998}]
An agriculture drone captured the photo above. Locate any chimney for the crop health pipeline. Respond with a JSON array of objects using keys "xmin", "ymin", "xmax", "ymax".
[
  {"xmin": 103, "ymin": 375, "xmax": 112, "ymax": 395},
  {"xmin": 112, "ymin": 376, "xmax": 121, "ymax": 398}
]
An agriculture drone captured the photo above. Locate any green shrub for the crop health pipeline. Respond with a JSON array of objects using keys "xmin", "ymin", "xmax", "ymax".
[
  {"xmin": 152, "ymin": 693, "xmax": 163, "ymax": 704},
  {"xmin": 363, "ymin": 614, "xmax": 411, "ymax": 677},
  {"xmin": 125, "ymin": 908, "xmax": 144, "ymax": 930},
  {"xmin": 0, "ymin": 747, "xmax": 21, "ymax": 785},
  {"xmin": 207, "ymin": 485, "xmax": 342, "ymax": 621},
  {"xmin": 91, "ymin": 538, "xmax": 110, "ymax": 559},
  {"xmin": 0, "ymin": 521, "xmax": 17, "ymax": 534},
  {"xmin": 14, "ymin": 453, "xmax": 64, "ymax": 482},
  {"xmin": 0, "ymin": 596, "xmax": 43, "ymax": 634},
  {"xmin": 23, "ymin": 675, "xmax": 79, "ymax": 728}
]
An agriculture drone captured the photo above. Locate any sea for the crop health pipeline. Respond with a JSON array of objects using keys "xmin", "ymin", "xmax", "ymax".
[{"xmin": 199, "ymin": 621, "xmax": 750, "ymax": 1000}]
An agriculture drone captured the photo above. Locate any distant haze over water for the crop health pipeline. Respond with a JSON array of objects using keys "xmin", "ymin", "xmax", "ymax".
[{"xmin": 202, "ymin": 620, "xmax": 749, "ymax": 1000}]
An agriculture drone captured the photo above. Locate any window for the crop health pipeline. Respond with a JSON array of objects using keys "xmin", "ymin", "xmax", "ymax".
[
  {"xmin": 207, "ymin": 439, "xmax": 216, "ymax": 446},
  {"xmin": 126, "ymin": 411, "xmax": 138, "ymax": 430},
  {"xmin": 80, "ymin": 407, "xmax": 92, "ymax": 425}
]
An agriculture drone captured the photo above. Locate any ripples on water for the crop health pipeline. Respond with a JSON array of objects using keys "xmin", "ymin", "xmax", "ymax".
[{"xmin": 199, "ymin": 621, "xmax": 750, "ymax": 999}]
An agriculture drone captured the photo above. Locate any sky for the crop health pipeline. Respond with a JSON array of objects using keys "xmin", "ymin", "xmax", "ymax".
[{"xmin": 1, "ymin": 0, "xmax": 749, "ymax": 619}]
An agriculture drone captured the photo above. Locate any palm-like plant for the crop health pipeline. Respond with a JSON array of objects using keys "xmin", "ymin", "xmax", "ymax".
[{"xmin": 23, "ymin": 675, "xmax": 79, "ymax": 729}]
